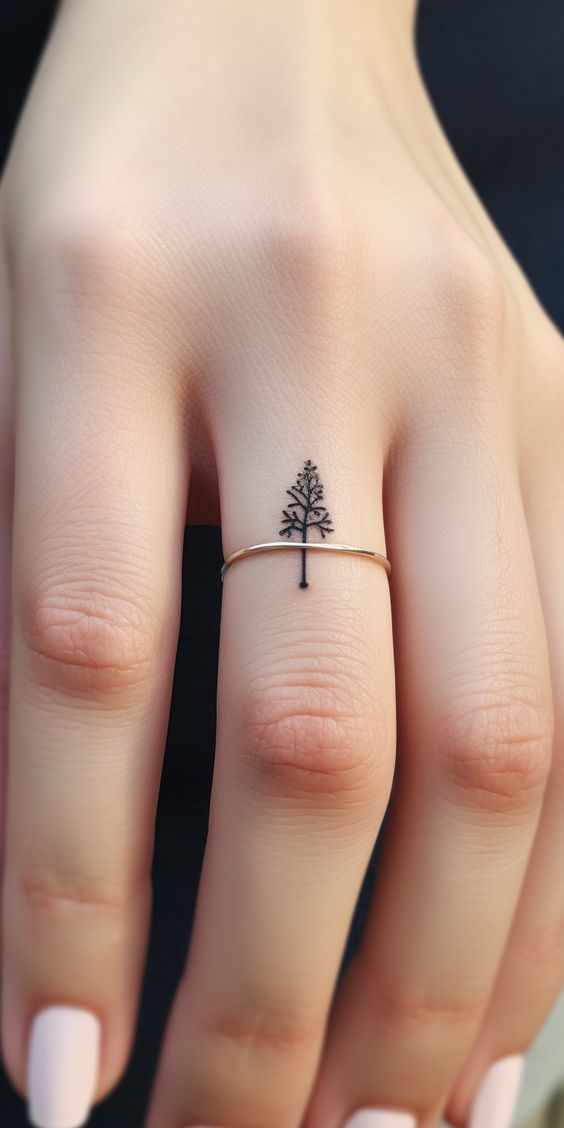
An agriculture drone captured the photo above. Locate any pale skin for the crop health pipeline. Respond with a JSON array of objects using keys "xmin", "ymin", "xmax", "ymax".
[{"xmin": 0, "ymin": 0, "xmax": 563, "ymax": 1124}]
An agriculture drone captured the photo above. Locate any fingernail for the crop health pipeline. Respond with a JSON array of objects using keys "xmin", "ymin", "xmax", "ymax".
[
  {"xmin": 342, "ymin": 1112, "xmax": 416, "ymax": 1128},
  {"xmin": 27, "ymin": 1005, "xmax": 101, "ymax": 1127},
  {"xmin": 469, "ymin": 1054, "xmax": 524, "ymax": 1128}
]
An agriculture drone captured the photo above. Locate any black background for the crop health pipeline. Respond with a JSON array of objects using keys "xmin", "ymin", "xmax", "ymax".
[{"xmin": 0, "ymin": 2, "xmax": 562, "ymax": 1124}]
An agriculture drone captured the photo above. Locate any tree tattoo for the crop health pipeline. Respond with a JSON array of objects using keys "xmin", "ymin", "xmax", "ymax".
[{"xmin": 279, "ymin": 459, "xmax": 334, "ymax": 588}]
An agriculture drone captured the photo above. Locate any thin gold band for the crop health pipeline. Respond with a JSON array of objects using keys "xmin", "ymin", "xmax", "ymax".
[{"xmin": 221, "ymin": 540, "xmax": 391, "ymax": 581}]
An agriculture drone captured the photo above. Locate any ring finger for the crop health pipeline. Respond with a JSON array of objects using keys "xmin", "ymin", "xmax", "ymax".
[{"xmin": 146, "ymin": 396, "xmax": 396, "ymax": 1127}]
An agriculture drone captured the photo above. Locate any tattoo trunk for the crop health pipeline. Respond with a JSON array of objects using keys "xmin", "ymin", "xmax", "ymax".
[{"xmin": 300, "ymin": 522, "xmax": 308, "ymax": 588}]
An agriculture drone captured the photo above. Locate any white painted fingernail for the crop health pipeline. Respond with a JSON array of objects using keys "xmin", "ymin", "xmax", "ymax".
[
  {"xmin": 469, "ymin": 1054, "xmax": 524, "ymax": 1128},
  {"xmin": 342, "ymin": 1112, "xmax": 416, "ymax": 1128},
  {"xmin": 27, "ymin": 1005, "xmax": 101, "ymax": 1127}
]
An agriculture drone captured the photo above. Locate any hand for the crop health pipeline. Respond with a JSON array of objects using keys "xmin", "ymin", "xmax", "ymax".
[{"xmin": 0, "ymin": 1, "xmax": 563, "ymax": 1125}]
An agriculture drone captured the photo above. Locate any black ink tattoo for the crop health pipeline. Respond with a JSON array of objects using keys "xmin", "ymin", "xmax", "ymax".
[{"xmin": 279, "ymin": 459, "xmax": 334, "ymax": 588}]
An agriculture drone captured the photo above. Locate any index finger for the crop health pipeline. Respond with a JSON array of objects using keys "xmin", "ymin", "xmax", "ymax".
[{"xmin": 1, "ymin": 268, "xmax": 188, "ymax": 1126}]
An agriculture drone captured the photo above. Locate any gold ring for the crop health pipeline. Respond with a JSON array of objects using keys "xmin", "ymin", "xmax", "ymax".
[{"xmin": 221, "ymin": 541, "xmax": 391, "ymax": 582}]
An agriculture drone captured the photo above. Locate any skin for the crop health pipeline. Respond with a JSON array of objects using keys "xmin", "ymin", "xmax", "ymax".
[{"xmin": 0, "ymin": 0, "xmax": 563, "ymax": 1124}]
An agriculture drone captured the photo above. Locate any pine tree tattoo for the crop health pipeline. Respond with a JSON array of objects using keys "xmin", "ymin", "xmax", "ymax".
[{"xmin": 279, "ymin": 459, "xmax": 334, "ymax": 588}]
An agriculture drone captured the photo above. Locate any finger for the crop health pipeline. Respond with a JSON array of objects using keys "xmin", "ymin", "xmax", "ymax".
[
  {"xmin": 0, "ymin": 219, "xmax": 14, "ymax": 860},
  {"xmin": 303, "ymin": 408, "xmax": 553, "ymax": 1128},
  {"xmin": 1, "ymin": 255, "xmax": 188, "ymax": 1128},
  {"xmin": 444, "ymin": 367, "xmax": 564, "ymax": 1127},
  {"xmin": 146, "ymin": 417, "xmax": 396, "ymax": 1127}
]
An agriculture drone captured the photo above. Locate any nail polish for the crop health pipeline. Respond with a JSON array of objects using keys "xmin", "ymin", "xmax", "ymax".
[
  {"xmin": 469, "ymin": 1054, "xmax": 524, "ymax": 1128},
  {"xmin": 27, "ymin": 1005, "xmax": 101, "ymax": 1127},
  {"xmin": 342, "ymin": 1111, "xmax": 416, "ymax": 1128}
]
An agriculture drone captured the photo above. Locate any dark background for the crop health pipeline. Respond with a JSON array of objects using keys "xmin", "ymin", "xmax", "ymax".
[{"xmin": 0, "ymin": 2, "xmax": 562, "ymax": 1124}]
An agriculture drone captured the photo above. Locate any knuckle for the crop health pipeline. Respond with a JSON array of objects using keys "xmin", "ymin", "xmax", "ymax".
[
  {"xmin": 0, "ymin": 637, "xmax": 9, "ymax": 701},
  {"xmin": 438, "ymin": 229, "xmax": 505, "ymax": 322},
  {"xmin": 257, "ymin": 153, "xmax": 363, "ymax": 294},
  {"xmin": 201, "ymin": 998, "xmax": 321, "ymax": 1057},
  {"xmin": 237, "ymin": 669, "xmax": 389, "ymax": 799},
  {"xmin": 378, "ymin": 981, "xmax": 488, "ymax": 1038},
  {"xmin": 515, "ymin": 917, "xmax": 564, "ymax": 971},
  {"xmin": 18, "ymin": 863, "xmax": 146, "ymax": 918},
  {"xmin": 531, "ymin": 326, "xmax": 564, "ymax": 441},
  {"xmin": 18, "ymin": 190, "xmax": 158, "ymax": 322},
  {"xmin": 412, "ymin": 224, "xmax": 507, "ymax": 367},
  {"xmin": 434, "ymin": 690, "xmax": 553, "ymax": 812},
  {"xmin": 20, "ymin": 582, "xmax": 160, "ymax": 697}
]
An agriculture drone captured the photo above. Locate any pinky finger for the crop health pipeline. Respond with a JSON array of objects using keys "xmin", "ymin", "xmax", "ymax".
[
  {"xmin": 445, "ymin": 388, "xmax": 564, "ymax": 1128},
  {"xmin": 0, "ymin": 217, "xmax": 15, "ymax": 860}
]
